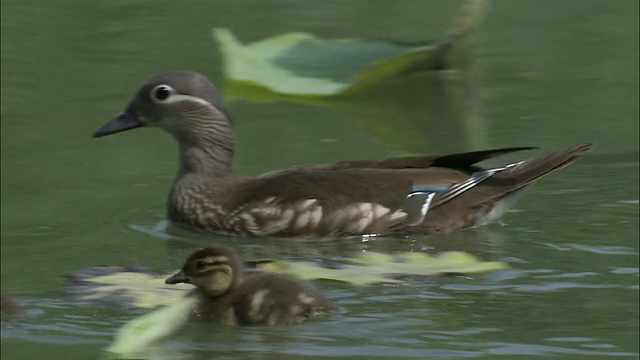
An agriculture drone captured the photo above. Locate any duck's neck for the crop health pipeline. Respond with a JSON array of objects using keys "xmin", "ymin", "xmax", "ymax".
[{"xmin": 177, "ymin": 131, "xmax": 236, "ymax": 178}]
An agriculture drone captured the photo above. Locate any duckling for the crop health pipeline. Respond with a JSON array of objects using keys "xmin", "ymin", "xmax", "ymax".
[{"xmin": 165, "ymin": 247, "xmax": 335, "ymax": 326}]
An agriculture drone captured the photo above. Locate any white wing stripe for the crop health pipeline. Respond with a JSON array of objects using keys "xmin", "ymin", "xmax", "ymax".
[{"xmin": 436, "ymin": 161, "xmax": 525, "ymax": 204}]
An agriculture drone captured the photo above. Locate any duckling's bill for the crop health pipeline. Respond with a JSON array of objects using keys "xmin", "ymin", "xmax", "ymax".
[{"xmin": 165, "ymin": 270, "xmax": 190, "ymax": 285}]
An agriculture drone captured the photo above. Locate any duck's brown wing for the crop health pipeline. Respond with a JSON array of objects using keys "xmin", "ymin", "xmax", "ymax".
[
  {"xmin": 197, "ymin": 144, "xmax": 592, "ymax": 236},
  {"xmin": 330, "ymin": 146, "xmax": 536, "ymax": 170},
  {"xmin": 222, "ymin": 169, "xmax": 434, "ymax": 236},
  {"xmin": 218, "ymin": 146, "xmax": 540, "ymax": 236},
  {"xmin": 261, "ymin": 146, "xmax": 535, "ymax": 175}
]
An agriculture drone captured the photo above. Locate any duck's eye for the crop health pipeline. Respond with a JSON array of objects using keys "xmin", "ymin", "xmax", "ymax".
[
  {"xmin": 194, "ymin": 260, "xmax": 208, "ymax": 271},
  {"xmin": 150, "ymin": 85, "xmax": 174, "ymax": 103}
]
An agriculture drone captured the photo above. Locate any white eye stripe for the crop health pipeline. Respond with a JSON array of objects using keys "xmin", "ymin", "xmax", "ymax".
[
  {"xmin": 149, "ymin": 84, "xmax": 211, "ymax": 107},
  {"xmin": 163, "ymin": 94, "xmax": 211, "ymax": 107}
]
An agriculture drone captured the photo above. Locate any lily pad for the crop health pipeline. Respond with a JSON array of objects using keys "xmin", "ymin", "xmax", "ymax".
[
  {"xmin": 107, "ymin": 293, "xmax": 198, "ymax": 358},
  {"xmin": 260, "ymin": 251, "xmax": 507, "ymax": 285},
  {"xmin": 69, "ymin": 251, "xmax": 506, "ymax": 309},
  {"xmin": 68, "ymin": 265, "xmax": 192, "ymax": 309},
  {"xmin": 213, "ymin": 0, "xmax": 488, "ymax": 153},
  {"xmin": 97, "ymin": 250, "xmax": 506, "ymax": 356},
  {"xmin": 214, "ymin": 0, "xmax": 488, "ymax": 101}
]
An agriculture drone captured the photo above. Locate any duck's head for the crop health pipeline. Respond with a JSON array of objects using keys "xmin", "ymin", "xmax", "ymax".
[
  {"xmin": 165, "ymin": 247, "xmax": 242, "ymax": 297},
  {"xmin": 94, "ymin": 71, "xmax": 235, "ymax": 174},
  {"xmin": 94, "ymin": 71, "xmax": 232, "ymax": 142}
]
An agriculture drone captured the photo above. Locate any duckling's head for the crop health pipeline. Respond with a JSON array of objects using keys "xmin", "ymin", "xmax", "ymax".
[
  {"xmin": 93, "ymin": 71, "xmax": 232, "ymax": 143},
  {"xmin": 165, "ymin": 247, "xmax": 242, "ymax": 297}
]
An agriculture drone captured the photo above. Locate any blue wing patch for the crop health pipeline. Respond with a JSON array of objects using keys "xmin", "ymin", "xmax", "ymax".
[{"xmin": 410, "ymin": 185, "xmax": 449, "ymax": 194}]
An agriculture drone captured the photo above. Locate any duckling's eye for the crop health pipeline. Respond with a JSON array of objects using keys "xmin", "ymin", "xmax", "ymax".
[
  {"xmin": 150, "ymin": 85, "xmax": 174, "ymax": 103},
  {"xmin": 194, "ymin": 260, "xmax": 208, "ymax": 271}
]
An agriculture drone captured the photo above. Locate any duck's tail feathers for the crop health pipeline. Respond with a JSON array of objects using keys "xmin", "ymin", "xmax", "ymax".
[
  {"xmin": 494, "ymin": 142, "xmax": 594, "ymax": 192},
  {"xmin": 429, "ymin": 143, "xmax": 593, "ymax": 209}
]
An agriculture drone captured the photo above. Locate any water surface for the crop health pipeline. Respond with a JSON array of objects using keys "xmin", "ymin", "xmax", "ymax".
[{"xmin": 1, "ymin": 0, "xmax": 638, "ymax": 359}]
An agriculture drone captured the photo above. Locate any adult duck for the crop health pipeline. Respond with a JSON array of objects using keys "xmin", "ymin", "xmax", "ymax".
[{"xmin": 94, "ymin": 71, "xmax": 592, "ymax": 237}]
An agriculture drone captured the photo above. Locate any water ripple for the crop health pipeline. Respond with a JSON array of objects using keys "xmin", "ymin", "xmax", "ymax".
[
  {"xmin": 611, "ymin": 267, "xmax": 640, "ymax": 275},
  {"xmin": 543, "ymin": 243, "xmax": 638, "ymax": 255}
]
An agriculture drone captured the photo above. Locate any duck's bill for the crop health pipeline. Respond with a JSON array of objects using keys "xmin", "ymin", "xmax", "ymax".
[
  {"xmin": 93, "ymin": 112, "xmax": 143, "ymax": 138},
  {"xmin": 165, "ymin": 270, "xmax": 190, "ymax": 285}
]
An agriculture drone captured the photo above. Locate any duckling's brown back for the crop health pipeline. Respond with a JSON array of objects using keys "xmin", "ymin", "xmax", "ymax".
[{"xmin": 232, "ymin": 272, "xmax": 335, "ymax": 326}]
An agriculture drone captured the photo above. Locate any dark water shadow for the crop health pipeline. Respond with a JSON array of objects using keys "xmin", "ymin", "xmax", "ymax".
[{"xmin": 144, "ymin": 220, "xmax": 512, "ymax": 266}]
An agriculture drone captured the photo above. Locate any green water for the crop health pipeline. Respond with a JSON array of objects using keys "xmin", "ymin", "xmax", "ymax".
[{"xmin": 1, "ymin": 0, "xmax": 638, "ymax": 359}]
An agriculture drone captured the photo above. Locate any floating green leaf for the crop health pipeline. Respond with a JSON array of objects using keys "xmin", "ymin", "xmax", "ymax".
[
  {"xmin": 92, "ymin": 273, "xmax": 190, "ymax": 308},
  {"xmin": 69, "ymin": 251, "xmax": 507, "ymax": 309},
  {"xmin": 106, "ymin": 294, "xmax": 198, "ymax": 358},
  {"xmin": 213, "ymin": 0, "xmax": 488, "ymax": 101},
  {"xmin": 94, "ymin": 250, "xmax": 506, "ymax": 356},
  {"xmin": 257, "ymin": 251, "xmax": 507, "ymax": 285},
  {"xmin": 213, "ymin": 0, "xmax": 489, "ymax": 153}
]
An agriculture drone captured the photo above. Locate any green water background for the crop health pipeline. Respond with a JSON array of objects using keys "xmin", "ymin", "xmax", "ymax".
[{"xmin": 1, "ymin": 0, "xmax": 638, "ymax": 358}]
